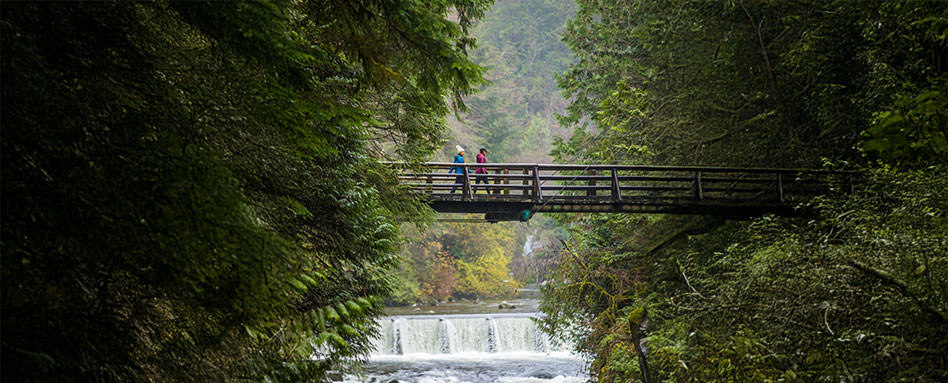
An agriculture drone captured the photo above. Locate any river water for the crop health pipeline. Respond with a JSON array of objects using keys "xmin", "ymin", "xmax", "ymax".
[{"xmin": 343, "ymin": 300, "xmax": 588, "ymax": 383}]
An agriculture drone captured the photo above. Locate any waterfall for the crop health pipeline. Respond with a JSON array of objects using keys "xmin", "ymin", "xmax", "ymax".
[
  {"xmin": 438, "ymin": 318, "xmax": 456, "ymax": 354},
  {"xmin": 521, "ymin": 230, "xmax": 540, "ymax": 257},
  {"xmin": 371, "ymin": 314, "xmax": 563, "ymax": 356},
  {"xmin": 533, "ymin": 323, "xmax": 551, "ymax": 353},
  {"xmin": 399, "ymin": 318, "xmax": 441, "ymax": 354},
  {"xmin": 486, "ymin": 317, "xmax": 500, "ymax": 353},
  {"xmin": 391, "ymin": 318, "xmax": 403, "ymax": 355},
  {"xmin": 452, "ymin": 317, "xmax": 489, "ymax": 353}
]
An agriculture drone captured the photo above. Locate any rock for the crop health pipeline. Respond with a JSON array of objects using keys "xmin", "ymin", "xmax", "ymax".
[{"xmin": 498, "ymin": 301, "xmax": 517, "ymax": 309}]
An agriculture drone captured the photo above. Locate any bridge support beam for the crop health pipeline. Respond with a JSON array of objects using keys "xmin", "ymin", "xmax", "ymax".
[{"xmin": 611, "ymin": 169, "xmax": 622, "ymax": 201}]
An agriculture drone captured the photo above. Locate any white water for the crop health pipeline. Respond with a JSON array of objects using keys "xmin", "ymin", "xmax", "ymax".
[
  {"xmin": 439, "ymin": 319, "xmax": 457, "ymax": 354},
  {"xmin": 345, "ymin": 313, "xmax": 586, "ymax": 383},
  {"xmin": 373, "ymin": 314, "xmax": 565, "ymax": 355},
  {"xmin": 521, "ymin": 231, "xmax": 540, "ymax": 257}
]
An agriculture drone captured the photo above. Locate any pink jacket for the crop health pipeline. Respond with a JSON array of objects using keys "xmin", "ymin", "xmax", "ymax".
[{"xmin": 475, "ymin": 153, "xmax": 487, "ymax": 174}]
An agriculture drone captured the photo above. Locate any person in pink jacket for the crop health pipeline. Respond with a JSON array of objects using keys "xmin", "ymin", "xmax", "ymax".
[{"xmin": 474, "ymin": 148, "xmax": 489, "ymax": 194}]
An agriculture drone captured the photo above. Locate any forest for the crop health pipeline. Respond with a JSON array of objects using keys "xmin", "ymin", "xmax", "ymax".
[
  {"xmin": 539, "ymin": 0, "xmax": 947, "ymax": 382},
  {"xmin": 2, "ymin": 1, "xmax": 492, "ymax": 381},
  {"xmin": 1, "ymin": 0, "xmax": 946, "ymax": 382}
]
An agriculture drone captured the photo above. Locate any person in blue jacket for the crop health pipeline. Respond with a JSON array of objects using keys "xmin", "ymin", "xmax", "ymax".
[{"xmin": 449, "ymin": 145, "xmax": 472, "ymax": 194}]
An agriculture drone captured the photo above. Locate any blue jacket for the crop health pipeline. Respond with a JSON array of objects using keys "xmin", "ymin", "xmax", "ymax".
[{"xmin": 449, "ymin": 154, "xmax": 470, "ymax": 174}]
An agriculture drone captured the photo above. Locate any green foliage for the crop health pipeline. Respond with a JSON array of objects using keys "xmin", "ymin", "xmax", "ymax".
[
  {"xmin": 863, "ymin": 75, "xmax": 948, "ymax": 166},
  {"xmin": 388, "ymin": 252, "xmax": 425, "ymax": 303},
  {"xmin": 388, "ymin": 219, "xmax": 523, "ymax": 304},
  {"xmin": 556, "ymin": 0, "xmax": 947, "ymax": 168},
  {"xmin": 1, "ymin": 1, "xmax": 490, "ymax": 381},
  {"xmin": 543, "ymin": 168, "xmax": 948, "ymax": 382},
  {"xmin": 543, "ymin": 0, "xmax": 948, "ymax": 382},
  {"xmin": 537, "ymin": 213, "xmax": 658, "ymax": 382},
  {"xmin": 456, "ymin": 252, "xmax": 519, "ymax": 298},
  {"xmin": 651, "ymin": 169, "xmax": 947, "ymax": 382},
  {"xmin": 444, "ymin": 0, "xmax": 577, "ymax": 162}
]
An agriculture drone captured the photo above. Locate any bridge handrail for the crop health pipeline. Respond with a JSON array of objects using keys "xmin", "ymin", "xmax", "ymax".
[
  {"xmin": 383, "ymin": 161, "xmax": 858, "ymax": 175},
  {"xmin": 386, "ymin": 162, "xmax": 863, "ymax": 220}
]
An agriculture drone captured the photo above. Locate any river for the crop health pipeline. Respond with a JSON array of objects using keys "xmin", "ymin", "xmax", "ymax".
[{"xmin": 342, "ymin": 298, "xmax": 588, "ymax": 383}]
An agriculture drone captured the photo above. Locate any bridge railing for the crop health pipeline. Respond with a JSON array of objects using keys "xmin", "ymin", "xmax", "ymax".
[{"xmin": 392, "ymin": 162, "xmax": 857, "ymax": 206}]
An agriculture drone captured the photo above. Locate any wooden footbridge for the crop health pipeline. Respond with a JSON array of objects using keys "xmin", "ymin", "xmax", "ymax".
[{"xmin": 395, "ymin": 162, "xmax": 857, "ymax": 222}]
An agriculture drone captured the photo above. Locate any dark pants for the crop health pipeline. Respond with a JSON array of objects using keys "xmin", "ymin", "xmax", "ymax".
[
  {"xmin": 450, "ymin": 175, "xmax": 464, "ymax": 194},
  {"xmin": 474, "ymin": 174, "xmax": 489, "ymax": 193}
]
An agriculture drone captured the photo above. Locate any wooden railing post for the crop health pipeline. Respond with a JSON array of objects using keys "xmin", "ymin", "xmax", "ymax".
[
  {"xmin": 777, "ymin": 173, "xmax": 784, "ymax": 204},
  {"xmin": 463, "ymin": 165, "xmax": 473, "ymax": 200},
  {"xmin": 504, "ymin": 169, "xmax": 510, "ymax": 195},
  {"xmin": 611, "ymin": 169, "xmax": 621, "ymax": 201},
  {"xmin": 532, "ymin": 166, "xmax": 542, "ymax": 201},
  {"xmin": 492, "ymin": 168, "xmax": 500, "ymax": 195},
  {"xmin": 522, "ymin": 167, "xmax": 529, "ymax": 197},
  {"xmin": 695, "ymin": 171, "xmax": 703, "ymax": 200},
  {"xmin": 588, "ymin": 170, "xmax": 597, "ymax": 197}
]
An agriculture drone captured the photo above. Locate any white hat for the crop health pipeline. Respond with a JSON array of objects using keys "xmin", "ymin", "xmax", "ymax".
[{"xmin": 456, "ymin": 145, "xmax": 465, "ymax": 153}]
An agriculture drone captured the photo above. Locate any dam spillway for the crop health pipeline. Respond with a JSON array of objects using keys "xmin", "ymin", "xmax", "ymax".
[{"xmin": 372, "ymin": 313, "xmax": 563, "ymax": 355}]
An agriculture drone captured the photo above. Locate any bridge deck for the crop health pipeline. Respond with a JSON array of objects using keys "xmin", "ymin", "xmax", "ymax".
[{"xmin": 394, "ymin": 162, "xmax": 856, "ymax": 221}]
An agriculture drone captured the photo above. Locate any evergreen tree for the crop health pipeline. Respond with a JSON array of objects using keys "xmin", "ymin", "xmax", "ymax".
[
  {"xmin": 541, "ymin": 1, "xmax": 947, "ymax": 382},
  {"xmin": 1, "ymin": 1, "xmax": 491, "ymax": 381}
]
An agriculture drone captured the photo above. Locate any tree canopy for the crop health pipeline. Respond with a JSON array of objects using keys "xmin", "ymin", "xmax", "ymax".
[
  {"xmin": 1, "ymin": 1, "xmax": 491, "ymax": 381},
  {"xmin": 540, "ymin": 1, "xmax": 947, "ymax": 382}
]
